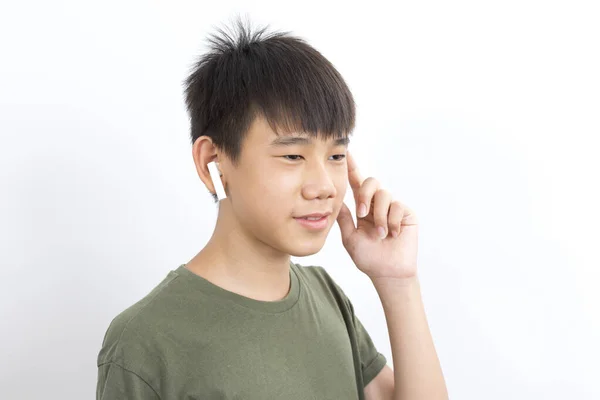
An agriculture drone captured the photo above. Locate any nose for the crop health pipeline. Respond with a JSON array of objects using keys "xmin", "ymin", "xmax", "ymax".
[{"xmin": 301, "ymin": 163, "xmax": 337, "ymax": 200}]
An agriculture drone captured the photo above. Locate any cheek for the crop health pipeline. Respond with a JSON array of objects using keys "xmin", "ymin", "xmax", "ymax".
[
  {"xmin": 333, "ymin": 181, "xmax": 349, "ymax": 213},
  {"xmin": 339, "ymin": 178, "xmax": 348, "ymax": 193},
  {"xmin": 335, "ymin": 177, "xmax": 348, "ymax": 198},
  {"xmin": 259, "ymin": 172, "xmax": 296, "ymax": 196},
  {"xmin": 249, "ymin": 174, "xmax": 294, "ymax": 213}
]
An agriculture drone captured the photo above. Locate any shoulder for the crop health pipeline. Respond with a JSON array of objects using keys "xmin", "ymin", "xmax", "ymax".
[{"xmin": 97, "ymin": 270, "xmax": 181, "ymax": 368}]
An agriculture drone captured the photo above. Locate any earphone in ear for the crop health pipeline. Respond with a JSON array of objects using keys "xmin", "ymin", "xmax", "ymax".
[{"xmin": 207, "ymin": 161, "xmax": 227, "ymax": 200}]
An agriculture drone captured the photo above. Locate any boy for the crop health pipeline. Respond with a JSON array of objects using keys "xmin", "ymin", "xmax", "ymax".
[{"xmin": 96, "ymin": 17, "xmax": 447, "ymax": 400}]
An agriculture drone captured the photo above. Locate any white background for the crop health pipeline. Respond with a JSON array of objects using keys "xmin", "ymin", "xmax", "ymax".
[{"xmin": 1, "ymin": 1, "xmax": 598, "ymax": 399}]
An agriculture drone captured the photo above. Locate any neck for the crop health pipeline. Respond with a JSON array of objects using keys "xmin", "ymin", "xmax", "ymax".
[{"xmin": 186, "ymin": 200, "xmax": 292, "ymax": 302}]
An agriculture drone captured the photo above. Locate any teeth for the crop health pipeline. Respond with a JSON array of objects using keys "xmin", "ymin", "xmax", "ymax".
[{"xmin": 305, "ymin": 217, "xmax": 322, "ymax": 220}]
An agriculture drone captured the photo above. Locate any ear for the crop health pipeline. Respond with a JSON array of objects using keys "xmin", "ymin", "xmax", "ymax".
[{"xmin": 192, "ymin": 136, "xmax": 224, "ymax": 197}]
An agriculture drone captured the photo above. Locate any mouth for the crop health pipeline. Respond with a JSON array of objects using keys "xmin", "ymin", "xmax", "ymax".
[{"xmin": 294, "ymin": 215, "xmax": 329, "ymax": 230}]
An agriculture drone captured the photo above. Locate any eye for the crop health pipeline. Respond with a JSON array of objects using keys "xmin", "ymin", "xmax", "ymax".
[
  {"xmin": 283, "ymin": 155, "xmax": 303, "ymax": 161},
  {"xmin": 282, "ymin": 154, "xmax": 346, "ymax": 161}
]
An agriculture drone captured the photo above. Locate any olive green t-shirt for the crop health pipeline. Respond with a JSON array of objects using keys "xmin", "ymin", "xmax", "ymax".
[{"xmin": 96, "ymin": 261, "xmax": 387, "ymax": 399}]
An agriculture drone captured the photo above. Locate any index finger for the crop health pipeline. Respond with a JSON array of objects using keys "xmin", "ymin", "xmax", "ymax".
[{"xmin": 346, "ymin": 150, "xmax": 364, "ymax": 192}]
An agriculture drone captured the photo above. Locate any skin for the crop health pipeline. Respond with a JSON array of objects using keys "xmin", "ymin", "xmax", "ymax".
[{"xmin": 185, "ymin": 113, "xmax": 350, "ymax": 301}]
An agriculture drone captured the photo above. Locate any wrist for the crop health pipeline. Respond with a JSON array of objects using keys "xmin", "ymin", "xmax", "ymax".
[{"xmin": 370, "ymin": 274, "xmax": 419, "ymax": 289}]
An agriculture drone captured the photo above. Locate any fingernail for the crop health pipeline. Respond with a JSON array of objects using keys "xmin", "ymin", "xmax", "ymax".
[
  {"xmin": 378, "ymin": 226, "xmax": 386, "ymax": 239},
  {"xmin": 392, "ymin": 230, "xmax": 399, "ymax": 238},
  {"xmin": 358, "ymin": 203, "xmax": 367, "ymax": 218}
]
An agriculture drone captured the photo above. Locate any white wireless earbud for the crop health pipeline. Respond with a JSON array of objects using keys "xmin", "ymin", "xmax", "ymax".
[{"xmin": 207, "ymin": 161, "xmax": 227, "ymax": 200}]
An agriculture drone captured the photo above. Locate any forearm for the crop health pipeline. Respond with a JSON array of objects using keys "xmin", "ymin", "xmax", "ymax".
[{"xmin": 371, "ymin": 275, "xmax": 448, "ymax": 400}]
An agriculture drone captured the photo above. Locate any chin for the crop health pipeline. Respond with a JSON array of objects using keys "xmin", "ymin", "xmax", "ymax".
[
  {"xmin": 287, "ymin": 239, "xmax": 326, "ymax": 257},
  {"xmin": 289, "ymin": 248, "xmax": 322, "ymax": 257}
]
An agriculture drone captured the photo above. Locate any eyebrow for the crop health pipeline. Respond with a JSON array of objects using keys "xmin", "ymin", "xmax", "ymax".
[{"xmin": 269, "ymin": 135, "xmax": 350, "ymax": 147}]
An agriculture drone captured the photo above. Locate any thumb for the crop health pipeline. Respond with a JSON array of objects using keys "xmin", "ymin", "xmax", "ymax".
[{"xmin": 336, "ymin": 202, "xmax": 356, "ymax": 243}]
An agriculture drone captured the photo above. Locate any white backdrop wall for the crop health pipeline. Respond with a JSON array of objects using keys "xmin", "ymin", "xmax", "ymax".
[{"xmin": 1, "ymin": 1, "xmax": 598, "ymax": 399}]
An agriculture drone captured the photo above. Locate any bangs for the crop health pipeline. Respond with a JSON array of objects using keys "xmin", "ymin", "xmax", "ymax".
[
  {"xmin": 184, "ymin": 16, "xmax": 355, "ymax": 177},
  {"xmin": 242, "ymin": 42, "xmax": 356, "ymax": 142}
]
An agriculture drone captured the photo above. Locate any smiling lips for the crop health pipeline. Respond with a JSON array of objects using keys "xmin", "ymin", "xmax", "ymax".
[
  {"xmin": 294, "ymin": 214, "xmax": 329, "ymax": 230},
  {"xmin": 296, "ymin": 211, "xmax": 332, "ymax": 219}
]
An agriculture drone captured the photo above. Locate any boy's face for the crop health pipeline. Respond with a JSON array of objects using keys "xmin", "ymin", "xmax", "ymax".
[{"xmin": 224, "ymin": 115, "xmax": 349, "ymax": 256}]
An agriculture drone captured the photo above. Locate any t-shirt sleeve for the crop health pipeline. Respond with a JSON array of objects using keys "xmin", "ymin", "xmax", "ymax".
[
  {"xmin": 97, "ymin": 362, "xmax": 160, "ymax": 400},
  {"xmin": 345, "ymin": 293, "xmax": 388, "ymax": 387},
  {"xmin": 318, "ymin": 267, "xmax": 388, "ymax": 387}
]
